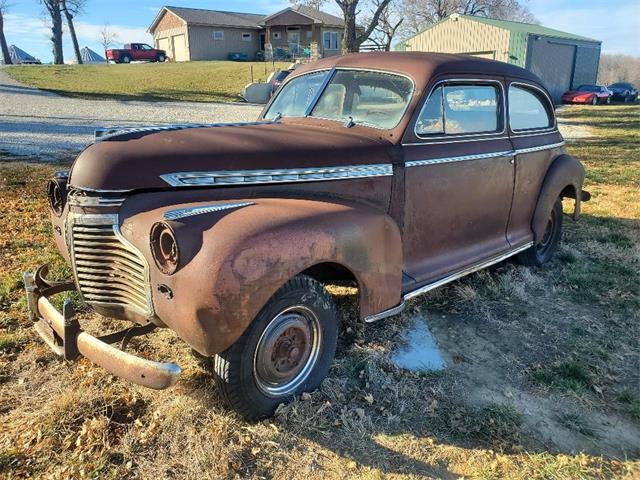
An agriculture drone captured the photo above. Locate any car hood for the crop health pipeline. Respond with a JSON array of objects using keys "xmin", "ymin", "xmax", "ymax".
[
  {"xmin": 563, "ymin": 90, "xmax": 588, "ymax": 96},
  {"xmin": 69, "ymin": 120, "xmax": 394, "ymax": 191}
]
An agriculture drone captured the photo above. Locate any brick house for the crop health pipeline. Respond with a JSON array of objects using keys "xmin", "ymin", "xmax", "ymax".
[{"xmin": 148, "ymin": 5, "xmax": 346, "ymax": 62}]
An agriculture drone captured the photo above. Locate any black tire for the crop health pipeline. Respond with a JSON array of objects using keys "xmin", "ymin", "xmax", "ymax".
[
  {"xmin": 606, "ymin": 96, "xmax": 611, "ymax": 105},
  {"xmin": 204, "ymin": 275, "xmax": 337, "ymax": 420},
  {"xmin": 157, "ymin": 54, "xmax": 166, "ymax": 63},
  {"xmin": 516, "ymin": 198, "xmax": 563, "ymax": 267},
  {"xmin": 121, "ymin": 54, "xmax": 131, "ymax": 64},
  {"xmin": 591, "ymin": 95, "xmax": 598, "ymax": 105}
]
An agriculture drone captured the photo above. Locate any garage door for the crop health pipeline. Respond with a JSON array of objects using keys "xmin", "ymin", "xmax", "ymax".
[
  {"xmin": 528, "ymin": 39, "xmax": 576, "ymax": 104},
  {"xmin": 172, "ymin": 34, "xmax": 188, "ymax": 62},
  {"xmin": 157, "ymin": 37, "xmax": 170, "ymax": 57}
]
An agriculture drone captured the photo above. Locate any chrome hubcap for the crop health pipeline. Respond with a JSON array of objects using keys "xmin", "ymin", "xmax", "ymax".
[{"xmin": 254, "ymin": 306, "xmax": 321, "ymax": 396}]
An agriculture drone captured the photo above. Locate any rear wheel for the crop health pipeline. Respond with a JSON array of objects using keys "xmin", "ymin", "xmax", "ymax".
[
  {"xmin": 606, "ymin": 96, "xmax": 611, "ymax": 104},
  {"xmin": 517, "ymin": 198, "xmax": 563, "ymax": 267},
  {"xmin": 203, "ymin": 275, "xmax": 338, "ymax": 420},
  {"xmin": 121, "ymin": 54, "xmax": 131, "ymax": 64}
]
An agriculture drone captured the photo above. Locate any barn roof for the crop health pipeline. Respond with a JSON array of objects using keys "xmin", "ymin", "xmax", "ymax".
[{"xmin": 395, "ymin": 14, "xmax": 600, "ymax": 50}]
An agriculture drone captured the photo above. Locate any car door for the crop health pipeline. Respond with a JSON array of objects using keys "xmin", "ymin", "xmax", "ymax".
[
  {"xmin": 400, "ymin": 77, "xmax": 515, "ymax": 289},
  {"xmin": 505, "ymin": 80, "xmax": 565, "ymax": 246}
]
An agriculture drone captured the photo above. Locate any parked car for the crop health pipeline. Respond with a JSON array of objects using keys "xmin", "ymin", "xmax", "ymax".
[
  {"xmin": 106, "ymin": 43, "xmax": 167, "ymax": 64},
  {"xmin": 26, "ymin": 52, "xmax": 589, "ymax": 419},
  {"xmin": 561, "ymin": 84, "xmax": 613, "ymax": 105},
  {"xmin": 269, "ymin": 69, "xmax": 293, "ymax": 94},
  {"xmin": 607, "ymin": 82, "xmax": 638, "ymax": 103}
]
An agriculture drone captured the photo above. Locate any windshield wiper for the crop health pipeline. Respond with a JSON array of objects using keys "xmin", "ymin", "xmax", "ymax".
[
  {"xmin": 272, "ymin": 112, "xmax": 283, "ymax": 121},
  {"xmin": 343, "ymin": 116, "xmax": 355, "ymax": 128}
]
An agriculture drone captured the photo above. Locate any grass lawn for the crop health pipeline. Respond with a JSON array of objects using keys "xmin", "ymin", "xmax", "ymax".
[
  {"xmin": 0, "ymin": 105, "xmax": 638, "ymax": 478},
  {"xmin": 4, "ymin": 61, "xmax": 291, "ymax": 102}
]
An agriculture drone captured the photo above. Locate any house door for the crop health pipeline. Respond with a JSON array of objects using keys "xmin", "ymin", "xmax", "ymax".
[
  {"xmin": 288, "ymin": 30, "xmax": 301, "ymax": 56},
  {"xmin": 260, "ymin": 32, "xmax": 266, "ymax": 50}
]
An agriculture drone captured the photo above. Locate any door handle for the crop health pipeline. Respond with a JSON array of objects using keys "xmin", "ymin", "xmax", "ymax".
[{"xmin": 499, "ymin": 151, "xmax": 516, "ymax": 164}]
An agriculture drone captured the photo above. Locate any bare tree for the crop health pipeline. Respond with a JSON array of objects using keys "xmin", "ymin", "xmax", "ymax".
[
  {"xmin": 41, "ymin": 0, "xmax": 64, "ymax": 64},
  {"xmin": 98, "ymin": 23, "xmax": 118, "ymax": 60},
  {"xmin": 289, "ymin": 0, "xmax": 327, "ymax": 9},
  {"xmin": 61, "ymin": 0, "xmax": 85, "ymax": 64},
  {"xmin": 335, "ymin": 0, "xmax": 392, "ymax": 53},
  {"xmin": 366, "ymin": 0, "xmax": 403, "ymax": 51},
  {"xmin": 0, "ymin": 0, "xmax": 12, "ymax": 65},
  {"xmin": 598, "ymin": 53, "xmax": 640, "ymax": 87},
  {"xmin": 400, "ymin": 0, "xmax": 536, "ymax": 35}
]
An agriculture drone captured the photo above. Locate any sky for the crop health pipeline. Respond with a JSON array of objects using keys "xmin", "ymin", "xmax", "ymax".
[{"xmin": 3, "ymin": 0, "xmax": 639, "ymax": 63}]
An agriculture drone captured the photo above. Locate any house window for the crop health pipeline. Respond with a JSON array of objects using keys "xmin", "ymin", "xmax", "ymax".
[
  {"xmin": 273, "ymin": 32, "xmax": 281, "ymax": 40},
  {"xmin": 306, "ymin": 30, "xmax": 312, "ymax": 39},
  {"xmin": 213, "ymin": 31, "xmax": 224, "ymax": 41},
  {"xmin": 323, "ymin": 31, "xmax": 338, "ymax": 50},
  {"xmin": 241, "ymin": 32, "xmax": 252, "ymax": 42}
]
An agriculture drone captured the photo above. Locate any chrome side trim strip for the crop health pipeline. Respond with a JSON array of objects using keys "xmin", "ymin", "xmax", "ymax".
[
  {"xmin": 160, "ymin": 164, "xmax": 393, "ymax": 187},
  {"xmin": 514, "ymin": 141, "xmax": 565, "ymax": 155},
  {"xmin": 405, "ymin": 142, "xmax": 565, "ymax": 167},
  {"xmin": 406, "ymin": 150, "xmax": 513, "ymax": 167},
  {"xmin": 364, "ymin": 301, "xmax": 406, "ymax": 323},
  {"xmin": 163, "ymin": 202, "xmax": 254, "ymax": 221},
  {"xmin": 364, "ymin": 242, "xmax": 534, "ymax": 323},
  {"xmin": 94, "ymin": 121, "xmax": 276, "ymax": 142},
  {"xmin": 403, "ymin": 242, "xmax": 534, "ymax": 301}
]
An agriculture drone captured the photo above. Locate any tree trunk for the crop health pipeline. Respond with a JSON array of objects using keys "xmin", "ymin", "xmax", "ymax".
[
  {"xmin": 49, "ymin": 1, "xmax": 64, "ymax": 64},
  {"xmin": 337, "ymin": 0, "xmax": 392, "ymax": 54},
  {"xmin": 62, "ymin": 1, "xmax": 82, "ymax": 64},
  {"xmin": 0, "ymin": 11, "xmax": 11, "ymax": 65}
]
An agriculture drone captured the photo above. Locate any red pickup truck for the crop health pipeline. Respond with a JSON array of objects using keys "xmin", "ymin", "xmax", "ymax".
[{"xmin": 106, "ymin": 43, "xmax": 167, "ymax": 64}]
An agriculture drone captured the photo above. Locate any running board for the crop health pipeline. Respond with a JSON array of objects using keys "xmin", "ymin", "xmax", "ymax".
[{"xmin": 364, "ymin": 242, "xmax": 534, "ymax": 323}]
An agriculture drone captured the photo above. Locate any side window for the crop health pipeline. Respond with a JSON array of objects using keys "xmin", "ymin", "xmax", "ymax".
[
  {"xmin": 415, "ymin": 86, "xmax": 443, "ymax": 134},
  {"xmin": 509, "ymin": 85, "xmax": 553, "ymax": 131},
  {"xmin": 416, "ymin": 83, "xmax": 500, "ymax": 136}
]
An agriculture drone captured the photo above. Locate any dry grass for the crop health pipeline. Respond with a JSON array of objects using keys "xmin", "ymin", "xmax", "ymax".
[{"xmin": 1, "ymin": 105, "xmax": 639, "ymax": 479}]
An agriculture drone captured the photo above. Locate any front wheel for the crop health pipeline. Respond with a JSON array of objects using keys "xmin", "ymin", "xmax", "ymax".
[
  {"xmin": 517, "ymin": 198, "xmax": 563, "ymax": 267},
  {"xmin": 591, "ymin": 95, "xmax": 598, "ymax": 105},
  {"xmin": 204, "ymin": 275, "xmax": 338, "ymax": 420}
]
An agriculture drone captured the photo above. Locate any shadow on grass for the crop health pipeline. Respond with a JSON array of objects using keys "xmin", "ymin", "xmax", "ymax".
[{"xmin": 35, "ymin": 88, "xmax": 244, "ymax": 104}]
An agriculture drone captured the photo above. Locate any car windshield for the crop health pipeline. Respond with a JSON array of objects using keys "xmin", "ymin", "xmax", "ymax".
[
  {"xmin": 609, "ymin": 83, "xmax": 629, "ymax": 88},
  {"xmin": 577, "ymin": 85, "xmax": 599, "ymax": 92},
  {"xmin": 264, "ymin": 69, "xmax": 414, "ymax": 129}
]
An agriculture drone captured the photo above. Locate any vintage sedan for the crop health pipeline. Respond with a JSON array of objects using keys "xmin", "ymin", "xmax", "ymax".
[{"xmin": 26, "ymin": 52, "xmax": 588, "ymax": 419}]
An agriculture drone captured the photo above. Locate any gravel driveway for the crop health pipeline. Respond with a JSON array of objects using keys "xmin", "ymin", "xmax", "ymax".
[{"xmin": 0, "ymin": 69, "xmax": 263, "ymax": 159}]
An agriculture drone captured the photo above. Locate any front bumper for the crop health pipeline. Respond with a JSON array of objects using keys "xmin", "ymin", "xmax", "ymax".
[{"xmin": 24, "ymin": 266, "xmax": 181, "ymax": 389}]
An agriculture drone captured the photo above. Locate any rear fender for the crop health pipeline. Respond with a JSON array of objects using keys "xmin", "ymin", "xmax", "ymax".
[
  {"xmin": 121, "ymin": 198, "xmax": 402, "ymax": 356},
  {"xmin": 532, "ymin": 154, "xmax": 585, "ymax": 242}
]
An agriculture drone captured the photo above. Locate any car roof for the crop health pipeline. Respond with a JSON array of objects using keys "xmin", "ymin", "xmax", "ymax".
[{"xmin": 291, "ymin": 52, "xmax": 545, "ymax": 90}]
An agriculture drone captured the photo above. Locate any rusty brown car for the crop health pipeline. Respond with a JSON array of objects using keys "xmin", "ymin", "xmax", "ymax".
[{"xmin": 25, "ymin": 52, "xmax": 589, "ymax": 419}]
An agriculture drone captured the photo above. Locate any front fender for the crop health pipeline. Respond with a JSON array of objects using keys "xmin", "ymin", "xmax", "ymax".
[
  {"xmin": 532, "ymin": 154, "xmax": 585, "ymax": 243},
  {"xmin": 121, "ymin": 198, "xmax": 402, "ymax": 356}
]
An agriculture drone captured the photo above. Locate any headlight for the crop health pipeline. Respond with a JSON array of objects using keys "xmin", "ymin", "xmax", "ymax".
[
  {"xmin": 47, "ymin": 176, "xmax": 67, "ymax": 217},
  {"xmin": 150, "ymin": 222, "xmax": 180, "ymax": 275}
]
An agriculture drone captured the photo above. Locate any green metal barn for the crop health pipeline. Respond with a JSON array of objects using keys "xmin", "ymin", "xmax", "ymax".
[{"xmin": 395, "ymin": 14, "xmax": 601, "ymax": 103}]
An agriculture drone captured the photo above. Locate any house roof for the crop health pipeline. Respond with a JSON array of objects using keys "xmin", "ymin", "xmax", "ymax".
[
  {"xmin": 149, "ymin": 6, "xmax": 266, "ymax": 32},
  {"xmin": 261, "ymin": 5, "xmax": 345, "ymax": 27},
  {"xmin": 395, "ymin": 13, "xmax": 600, "ymax": 49},
  {"xmin": 149, "ymin": 5, "xmax": 345, "ymax": 33}
]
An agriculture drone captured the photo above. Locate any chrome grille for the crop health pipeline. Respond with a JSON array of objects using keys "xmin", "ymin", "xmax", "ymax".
[{"xmin": 69, "ymin": 216, "xmax": 153, "ymax": 317}]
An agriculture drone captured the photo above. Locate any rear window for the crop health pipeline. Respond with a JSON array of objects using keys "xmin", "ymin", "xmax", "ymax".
[
  {"xmin": 416, "ymin": 83, "xmax": 500, "ymax": 136},
  {"xmin": 509, "ymin": 85, "xmax": 553, "ymax": 131}
]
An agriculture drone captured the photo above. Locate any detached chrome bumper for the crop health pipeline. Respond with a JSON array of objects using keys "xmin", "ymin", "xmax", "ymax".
[{"xmin": 24, "ymin": 266, "xmax": 181, "ymax": 389}]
